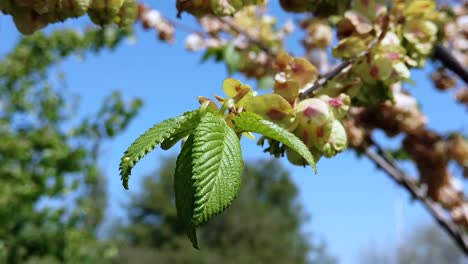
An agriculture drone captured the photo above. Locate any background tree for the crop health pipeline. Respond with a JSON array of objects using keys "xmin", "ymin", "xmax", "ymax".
[
  {"xmin": 117, "ymin": 157, "xmax": 337, "ymax": 264},
  {"xmin": 359, "ymin": 223, "xmax": 466, "ymax": 264},
  {"xmin": 0, "ymin": 28, "xmax": 141, "ymax": 263}
]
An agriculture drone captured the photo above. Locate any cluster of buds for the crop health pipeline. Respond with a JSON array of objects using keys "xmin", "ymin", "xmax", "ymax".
[
  {"xmin": 218, "ymin": 53, "xmax": 351, "ymax": 165},
  {"xmin": 448, "ymin": 134, "xmax": 468, "ymax": 177},
  {"xmin": 430, "ymin": 68, "xmax": 457, "ymax": 91},
  {"xmin": 403, "ymin": 130, "xmax": 468, "ymax": 227},
  {"xmin": 440, "ymin": 1, "xmax": 468, "ymax": 109},
  {"xmin": 332, "ymin": 0, "xmax": 388, "ymax": 60},
  {"xmin": 138, "ymin": 4, "xmax": 175, "ymax": 42},
  {"xmin": 350, "ymin": 85, "xmax": 427, "ymax": 137},
  {"xmin": 184, "ymin": 5, "xmax": 293, "ymax": 80},
  {"xmin": 323, "ymin": 0, "xmax": 450, "ymax": 108},
  {"xmin": 345, "ymin": 84, "xmax": 468, "ymax": 226},
  {"xmin": 322, "ymin": 34, "xmax": 412, "ymax": 107},
  {"xmin": 176, "ymin": 0, "xmax": 262, "ymax": 18},
  {"xmin": 393, "ymin": 0, "xmax": 450, "ymax": 67},
  {"xmin": 300, "ymin": 18, "xmax": 333, "ymax": 73},
  {"xmin": 324, "ymin": 1, "xmax": 409, "ymax": 107},
  {"xmin": 185, "ymin": 16, "xmax": 229, "ymax": 51},
  {"xmin": 0, "ymin": 0, "xmax": 138, "ymax": 35},
  {"xmin": 455, "ymin": 87, "xmax": 468, "ymax": 107},
  {"xmin": 444, "ymin": 1, "xmax": 468, "ymax": 67}
]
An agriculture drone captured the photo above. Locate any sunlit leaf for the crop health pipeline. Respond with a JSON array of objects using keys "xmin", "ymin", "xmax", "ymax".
[
  {"xmin": 119, "ymin": 110, "xmax": 201, "ymax": 189},
  {"xmin": 191, "ymin": 112, "xmax": 243, "ymax": 225},
  {"xmin": 233, "ymin": 112, "xmax": 316, "ymax": 171}
]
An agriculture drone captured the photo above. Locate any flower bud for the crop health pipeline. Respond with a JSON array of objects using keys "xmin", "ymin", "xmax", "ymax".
[
  {"xmin": 243, "ymin": 94, "xmax": 295, "ymax": 129},
  {"xmin": 274, "ymin": 73, "xmax": 300, "ymax": 104},
  {"xmin": 318, "ymin": 94, "xmax": 350, "ymax": 120},
  {"xmin": 448, "ymin": 134, "xmax": 468, "ymax": 167},
  {"xmin": 452, "ymin": 204, "xmax": 468, "ymax": 227},
  {"xmin": 185, "ymin": 33, "xmax": 205, "ymax": 51},
  {"xmin": 295, "ymin": 98, "xmax": 331, "ymax": 127},
  {"xmin": 318, "ymin": 120, "xmax": 348, "ymax": 158}
]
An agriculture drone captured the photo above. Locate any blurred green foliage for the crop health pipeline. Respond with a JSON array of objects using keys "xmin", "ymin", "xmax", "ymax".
[
  {"xmin": 116, "ymin": 157, "xmax": 337, "ymax": 264},
  {"xmin": 0, "ymin": 27, "xmax": 142, "ymax": 263}
]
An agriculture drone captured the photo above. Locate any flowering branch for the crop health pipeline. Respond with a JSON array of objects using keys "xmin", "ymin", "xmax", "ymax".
[
  {"xmin": 364, "ymin": 140, "xmax": 468, "ymax": 255},
  {"xmin": 216, "ymin": 17, "xmax": 278, "ymax": 56}
]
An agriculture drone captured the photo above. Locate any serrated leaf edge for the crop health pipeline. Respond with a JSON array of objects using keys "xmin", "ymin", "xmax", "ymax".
[
  {"xmin": 233, "ymin": 112, "xmax": 317, "ymax": 172},
  {"xmin": 119, "ymin": 110, "xmax": 200, "ymax": 189}
]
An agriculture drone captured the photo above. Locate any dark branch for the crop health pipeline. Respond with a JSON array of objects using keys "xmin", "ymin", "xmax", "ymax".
[
  {"xmin": 364, "ymin": 141, "xmax": 468, "ymax": 255},
  {"xmin": 298, "ymin": 59, "xmax": 355, "ymax": 100},
  {"xmin": 434, "ymin": 44, "xmax": 468, "ymax": 85}
]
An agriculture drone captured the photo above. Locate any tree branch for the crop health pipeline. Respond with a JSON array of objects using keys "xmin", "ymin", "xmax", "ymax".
[
  {"xmin": 364, "ymin": 140, "xmax": 468, "ymax": 255},
  {"xmin": 434, "ymin": 44, "xmax": 468, "ymax": 85},
  {"xmin": 298, "ymin": 59, "xmax": 355, "ymax": 100},
  {"xmin": 299, "ymin": 13, "xmax": 390, "ymax": 99},
  {"xmin": 216, "ymin": 17, "xmax": 277, "ymax": 56}
]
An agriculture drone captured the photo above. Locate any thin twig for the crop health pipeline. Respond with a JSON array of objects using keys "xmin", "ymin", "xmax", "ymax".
[
  {"xmin": 217, "ymin": 17, "xmax": 277, "ymax": 56},
  {"xmin": 166, "ymin": 17, "xmax": 209, "ymax": 37},
  {"xmin": 298, "ymin": 59, "xmax": 355, "ymax": 100},
  {"xmin": 364, "ymin": 141, "xmax": 468, "ymax": 255},
  {"xmin": 299, "ymin": 12, "xmax": 390, "ymax": 99}
]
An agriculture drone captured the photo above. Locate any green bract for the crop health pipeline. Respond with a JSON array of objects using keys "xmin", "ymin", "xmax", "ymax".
[
  {"xmin": 295, "ymin": 98, "xmax": 332, "ymax": 127},
  {"xmin": 242, "ymin": 94, "xmax": 296, "ymax": 128},
  {"xmin": 319, "ymin": 120, "xmax": 348, "ymax": 158}
]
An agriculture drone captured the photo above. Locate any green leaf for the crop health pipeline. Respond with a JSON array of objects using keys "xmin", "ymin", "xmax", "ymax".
[
  {"xmin": 119, "ymin": 110, "xmax": 200, "ymax": 189},
  {"xmin": 160, "ymin": 129, "xmax": 193, "ymax": 150},
  {"xmin": 257, "ymin": 75, "xmax": 275, "ymax": 90},
  {"xmin": 233, "ymin": 112, "xmax": 316, "ymax": 172},
  {"xmin": 174, "ymin": 135, "xmax": 198, "ymax": 248},
  {"xmin": 192, "ymin": 112, "xmax": 243, "ymax": 225},
  {"xmin": 200, "ymin": 46, "xmax": 224, "ymax": 63},
  {"xmin": 224, "ymin": 42, "xmax": 244, "ymax": 75}
]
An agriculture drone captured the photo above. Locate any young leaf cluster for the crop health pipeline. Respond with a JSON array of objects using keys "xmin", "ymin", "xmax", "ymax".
[{"xmin": 119, "ymin": 87, "xmax": 316, "ymax": 248}]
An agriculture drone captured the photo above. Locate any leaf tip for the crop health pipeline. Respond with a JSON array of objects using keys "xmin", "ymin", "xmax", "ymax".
[
  {"xmin": 119, "ymin": 156, "xmax": 132, "ymax": 189},
  {"xmin": 189, "ymin": 228, "xmax": 199, "ymax": 249},
  {"xmin": 120, "ymin": 171, "xmax": 130, "ymax": 190},
  {"xmin": 312, "ymin": 165, "xmax": 318, "ymax": 174}
]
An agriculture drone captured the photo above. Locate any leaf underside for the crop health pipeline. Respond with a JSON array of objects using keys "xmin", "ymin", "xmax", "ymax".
[
  {"xmin": 119, "ymin": 110, "xmax": 200, "ymax": 189},
  {"xmin": 174, "ymin": 135, "xmax": 198, "ymax": 248},
  {"xmin": 233, "ymin": 112, "xmax": 316, "ymax": 172}
]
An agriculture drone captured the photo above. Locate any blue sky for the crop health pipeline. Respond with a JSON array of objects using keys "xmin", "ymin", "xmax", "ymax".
[{"xmin": 1, "ymin": 1, "xmax": 467, "ymax": 263}]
